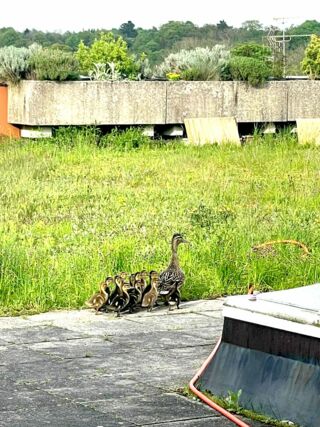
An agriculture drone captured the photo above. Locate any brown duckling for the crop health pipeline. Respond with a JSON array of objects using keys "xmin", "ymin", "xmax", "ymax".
[
  {"xmin": 120, "ymin": 271, "xmax": 130, "ymax": 287},
  {"xmin": 86, "ymin": 277, "xmax": 113, "ymax": 312},
  {"xmin": 141, "ymin": 270, "xmax": 159, "ymax": 311},
  {"xmin": 140, "ymin": 270, "xmax": 149, "ymax": 293}
]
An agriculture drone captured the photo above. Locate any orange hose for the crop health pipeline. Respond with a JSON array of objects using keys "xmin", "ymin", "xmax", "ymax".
[{"xmin": 189, "ymin": 338, "xmax": 250, "ymax": 427}]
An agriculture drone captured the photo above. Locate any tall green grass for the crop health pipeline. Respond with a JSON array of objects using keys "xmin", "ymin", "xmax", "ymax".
[{"xmin": 1, "ymin": 129, "xmax": 320, "ymax": 315}]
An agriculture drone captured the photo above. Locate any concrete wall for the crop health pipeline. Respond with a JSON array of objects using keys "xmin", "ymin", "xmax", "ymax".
[
  {"xmin": 8, "ymin": 81, "xmax": 167, "ymax": 126},
  {"xmin": 7, "ymin": 80, "xmax": 320, "ymax": 126}
]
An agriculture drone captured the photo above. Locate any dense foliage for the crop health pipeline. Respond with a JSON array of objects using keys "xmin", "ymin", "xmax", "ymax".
[
  {"xmin": 0, "ymin": 20, "xmax": 319, "ymax": 83},
  {"xmin": 76, "ymin": 32, "xmax": 139, "ymax": 79},
  {"xmin": 0, "ymin": 46, "xmax": 30, "ymax": 84},
  {"xmin": 301, "ymin": 34, "xmax": 320, "ymax": 79},
  {"xmin": 155, "ymin": 46, "xmax": 230, "ymax": 81},
  {"xmin": 229, "ymin": 43, "xmax": 272, "ymax": 86},
  {"xmin": 0, "ymin": 19, "xmax": 319, "ymax": 72},
  {"xmin": 29, "ymin": 47, "xmax": 79, "ymax": 81}
]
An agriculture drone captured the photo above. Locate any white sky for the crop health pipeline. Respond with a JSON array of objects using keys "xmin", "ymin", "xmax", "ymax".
[{"xmin": 1, "ymin": 0, "xmax": 320, "ymax": 32}]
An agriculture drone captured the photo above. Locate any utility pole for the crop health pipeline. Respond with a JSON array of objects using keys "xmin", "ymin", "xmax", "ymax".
[{"xmin": 273, "ymin": 17, "xmax": 289, "ymax": 78}]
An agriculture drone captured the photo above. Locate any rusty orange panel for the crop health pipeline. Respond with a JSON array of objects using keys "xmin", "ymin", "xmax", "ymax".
[{"xmin": 0, "ymin": 86, "xmax": 20, "ymax": 138}]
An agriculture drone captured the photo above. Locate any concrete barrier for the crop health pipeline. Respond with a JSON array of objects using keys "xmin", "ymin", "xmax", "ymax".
[
  {"xmin": 8, "ymin": 81, "xmax": 167, "ymax": 126},
  {"xmin": 296, "ymin": 118, "xmax": 320, "ymax": 144},
  {"xmin": 184, "ymin": 117, "xmax": 240, "ymax": 145},
  {"xmin": 7, "ymin": 80, "xmax": 320, "ymax": 127}
]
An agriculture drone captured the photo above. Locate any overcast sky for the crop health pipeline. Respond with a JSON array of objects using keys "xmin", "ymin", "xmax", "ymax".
[{"xmin": 2, "ymin": 0, "xmax": 320, "ymax": 32}]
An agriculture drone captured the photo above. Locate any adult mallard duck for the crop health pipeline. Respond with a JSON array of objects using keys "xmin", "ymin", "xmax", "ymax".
[{"xmin": 158, "ymin": 233, "xmax": 188, "ymax": 307}]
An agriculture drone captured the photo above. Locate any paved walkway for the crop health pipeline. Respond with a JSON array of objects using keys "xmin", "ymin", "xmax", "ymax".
[{"xmin": 0, "ymin": 300, "xmax": 265, "ymax": 427}]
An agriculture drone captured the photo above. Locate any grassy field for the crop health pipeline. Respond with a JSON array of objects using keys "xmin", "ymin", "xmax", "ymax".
[{"xmin": 1, "ymin": 129, "xmax": 320, "ymax": 316}]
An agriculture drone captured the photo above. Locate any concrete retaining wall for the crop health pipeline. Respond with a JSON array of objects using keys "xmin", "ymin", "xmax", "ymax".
[{"xmin": 7, "ymin": 80, "xmax": 320, "ymax": 126}]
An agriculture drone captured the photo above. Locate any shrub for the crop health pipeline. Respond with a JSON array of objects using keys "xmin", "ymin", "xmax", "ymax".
[
  {"xmin": 301, "ymin": 34, "xmax": 320, "ymax": 79},
  {"xmin": 99, "ymin": 127, "xmax": 152, "ymax": 150},
  {"xmin": 0, "ymin": 46, "xmax": 30, "ymax": 84},
  {"xmin": 229, "ymin": 56, "xmax": 272, "ymax": 86},
  {"xmin": 155, "ymin": 46, "xmax": 230, "ymax": 81},
  {"xmin": 231, "ymin": 43, "xmax": 272, "ymax": 62},
  {"xmin": 28, "ymin": 48, "xmax": 79, "ymax": 81},
  {"xmin": 76, "ymin": 32, "xmax": 139, "ymax": 79},
  {"xmin": 229, "ymin": 43, "xmax": 272, "ymax": 86}
]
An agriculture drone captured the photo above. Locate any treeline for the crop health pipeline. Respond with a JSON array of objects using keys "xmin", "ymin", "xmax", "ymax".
[{"xmin": 1, "ymin": 19, "xmax": 320, "ymax": 68}]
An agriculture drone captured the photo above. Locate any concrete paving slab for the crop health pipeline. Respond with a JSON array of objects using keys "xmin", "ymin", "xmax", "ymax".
[
  {"xmin": 108, "ymin": 330, "xmax": 212, "ymax": 349},
  {"xmin": 0, "ymin": 299, "xmax": 271, "ymax": 427},
  {"xmin": 28, "ymin": 337, "xmax": 127, "ymax": 359},
  {"xmin": 0, "ymin": 344, "xmax": 59, "ymax": 366},
  {"xmin": 42, "ymin": 376, "xmax": 161, "ymax": 403},
  {"xmin": 0, "ymin": 325, "xmax": 88, "ymax": 344},
  {"xmin": 88, "ymin": 392, "xmax": 217, "ymax": 425},
  {"xmin": 146, "ymin": 416, "xmax": 235, "ymax": 426}
]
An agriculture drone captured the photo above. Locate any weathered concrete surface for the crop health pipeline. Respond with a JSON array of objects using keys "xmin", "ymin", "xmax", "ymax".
[
  {"xmin": 8, "ymin": 81, "xmax": 167, "ymax": 126},
  {"xmin": 7, "ymin": 80, "xmax": 320, "ymax": 127},
  {"xmin": 235, "ymin": 81, "xmax": 288, "ymax": 122},
  {"xmin": 0, "ymin": 300, "xmax": 268, "ymax": 427},
  {"xmin": 296, "ymin": 118, "xmax": 320, "ymax": 144},
  {"xmin": 288, "ymin": 81, "xmax": 320, "ymax": 121},
  {"xmin": 184, "ymin": 117, "xmax": 240, "ymax": 145},
  {"xmin": 166, "ymin": 81, "xmax": 236, "ymax": 124}
]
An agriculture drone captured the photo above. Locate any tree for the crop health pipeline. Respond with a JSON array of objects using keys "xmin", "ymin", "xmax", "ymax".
[
  {"xmin": 301, "ymin": 34, "xmax": 320, "ymax": 79},
  {"xmin": 119, "ymin": 21, "xmax": 137, "ymax": 39}
]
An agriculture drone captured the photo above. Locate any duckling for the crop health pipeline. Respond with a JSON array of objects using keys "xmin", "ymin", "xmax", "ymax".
[
  {"xmin": 125, "ymin": 276, "xmax": 143, "ymax": 313},
  {"xmin": 168, "ymin": 287, "xmax": 181, "ymax": 310},
  {"xmin": 158, "ymin": 233, "xmax": 188, "ymax": 304},
  {"xmin": 129, "ymin": 273, "xmax": 136, "ymax": 288},
  {"xmin": 140, "ymin": 270, "xmax": 149, "ymax": 293},
  {"xmin": 86, "ymin": 278, "xmax": 112, "ymax": 313},
  {"xmin": 98, "ymin": 277, "xmax": 116, "ymax": 312},
  {"xmin": 133, "ymin": 272, "xmax": 144, "ymax": 304},
  {"xmin": 107, "ymin": 275, "xmax": 130, "ymax": 317},
  {"xmin": 120, "ymin": 271, "xmax": 130, "ymax": 287},
  {"xmin": 141, "ymin": 271, "xmax": 159, "ymax": 311}
]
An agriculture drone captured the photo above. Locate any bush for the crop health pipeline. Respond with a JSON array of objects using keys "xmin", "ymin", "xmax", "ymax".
[
  {"xmin": 301, "ymin": 34, "xmax": 320, "ymax": 79},
  {"xmin": 231, "ymin": 43, "xmax": 272, "ymax": 62},
  {"xmin": 155, "ymin": 46, "xmax": 230, "ymax": 81},
  {"xmin": 99, "ymin": 127, "xmax": 153, "ymax": 150},
  {"xmin": 0, "ymin": 46, "xmax": 30, "ymax": 84},
  {"xmin": 29, "ymin": 48, "xmax": 79, "ymax": 81},
  {"xmin": 229, "ymin": 56, "xmax": 271, "ymax": 86},
  {"xmin": 76, "ymin": 32, "xmax": 139, "ymax": 79}
]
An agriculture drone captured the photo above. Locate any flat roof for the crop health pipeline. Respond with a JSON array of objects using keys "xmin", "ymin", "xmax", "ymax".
[{"xmin": 223, "ymin": 284, "xmax": 320, "ymax": 338}]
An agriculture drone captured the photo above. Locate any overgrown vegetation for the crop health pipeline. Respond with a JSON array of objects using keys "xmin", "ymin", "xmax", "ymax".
[
  {"xmin": 202, "ymin": 389, "xmax": 299, "ymax": 426},
  {"xmin": 76, "ymin": 33, "xmax": 138, "ymax": 80},
  {"xmin": 1, "ymin": 19, "xmax": 319, "ymax": 71},
  {"xmin": 155, "ymin": 46, "xmax": 230, "ymax": 81},
  {"xmin": 228, "ymin": 43, "xmax": 272, "ymax": 86},
  {"xmin": 0, "ymin": 46, "xmax": 30, "ymax": 84},
  {"xmin": 301, "ymin": 34, "xmax": 320, "ymax": 79},
  {"xmin": 0, "ymin": 128, "xmax": 320, "ymax": 315},
  {"xmin": 0, "ymin": 19, "xmax": 319, "ymax": 84},
  {"xmin": 28, "ymin": 47, "xmax": 79, "ymax": 81}
]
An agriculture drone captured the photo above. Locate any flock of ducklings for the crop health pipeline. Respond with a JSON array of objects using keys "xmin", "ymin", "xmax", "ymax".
[{"xmin": 86, "ymin": 270, "xmax": 165, "ymax": 316}]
